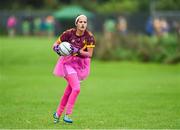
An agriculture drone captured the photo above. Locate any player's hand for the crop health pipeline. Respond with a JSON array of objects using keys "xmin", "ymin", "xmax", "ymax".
[
  {"xmin": 70, "ymin": 45, "xmax": 80, "ymax": 54},
  {"xmin": 53, "ymin": 44, "xmax": 61, "ymax": 56}
]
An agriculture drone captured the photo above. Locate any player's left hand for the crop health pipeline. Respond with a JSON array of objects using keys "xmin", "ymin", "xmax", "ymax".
[{"xmin": 70, "ymin": 45, "xmax": 80, "ymax": 54}]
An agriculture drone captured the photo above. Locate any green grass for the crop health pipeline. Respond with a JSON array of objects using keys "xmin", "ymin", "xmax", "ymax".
[{"xmin": 0, "ymin": 36, "xmax": 180, "ymax": 129}]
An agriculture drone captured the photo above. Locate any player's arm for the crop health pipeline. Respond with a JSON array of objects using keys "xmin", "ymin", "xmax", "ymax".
[
  {"xmin": 52, "ymin": 37, "xmax": 61, "ymax": 48},
  {"xmin": 54, "ymin": 37, "xmax": 61, "ymax": 44},
  {"xmin": 79, "ymin": 47, "xmax": 94, "ymax": 58},
  {"xmin": 79, "ymin": 34, "xmax": 95, "ymax": 58},
  {"xmin": 52, "ymin": 29, "xmax": 72, "ymax": 48},
  {"xmin": 52, "ymin": 29, "xmax": 71, "ymax": 55},
  {"xmin": 52, "ymin": 37, "xmax": 61, "ymax": 56}
]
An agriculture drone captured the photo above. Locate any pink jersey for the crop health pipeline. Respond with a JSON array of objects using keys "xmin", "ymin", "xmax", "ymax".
[
  {"xmin": 53, "ymin": 28, "xmax": 95, "ymax": 80},
  {"xmin": 7, "ymin": 16, "xmax": 17, "ymax": 28}
]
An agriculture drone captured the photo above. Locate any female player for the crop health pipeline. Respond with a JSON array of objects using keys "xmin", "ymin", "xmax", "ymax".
[{"xmin": 52, "ymin": 14, "xmax": 95, "ymax": 124}]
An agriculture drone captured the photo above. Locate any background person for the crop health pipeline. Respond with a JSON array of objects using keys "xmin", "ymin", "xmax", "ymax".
[{"xmin": 6, "ymin": 15, "xmax": 17, "ymax": 37}]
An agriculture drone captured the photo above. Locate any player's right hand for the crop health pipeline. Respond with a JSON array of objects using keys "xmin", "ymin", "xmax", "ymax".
[{"xmin": 53, "ymin": 44, "xmax": 61, "ymax": 56}]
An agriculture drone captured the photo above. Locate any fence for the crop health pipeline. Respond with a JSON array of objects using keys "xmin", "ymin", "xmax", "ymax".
[{"xmin": 0, "ymin": 10, "xmax": 180, "ymax": 35}]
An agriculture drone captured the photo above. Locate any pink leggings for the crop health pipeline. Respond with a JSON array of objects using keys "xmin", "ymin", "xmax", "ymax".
[{"xmin": 56, "ymin": 73, "xmax": 80, "ymax": 116}]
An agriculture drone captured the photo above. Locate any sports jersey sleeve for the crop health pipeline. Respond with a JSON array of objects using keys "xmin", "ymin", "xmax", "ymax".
[
  {"xmin": 56, "ymin": 30, "xmax": 71, "ymax": 44},
  {"xmin": 86, "ymin": 33, "xmax": 95, "ymax": 48}
]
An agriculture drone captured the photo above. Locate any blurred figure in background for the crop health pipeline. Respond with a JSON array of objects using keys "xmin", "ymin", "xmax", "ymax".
[
  {"xmin": 22, "ymin": 18, "xmax": 31, "ymax": 36},
  {"xmin": 160, "ymin": 18, "xmax": 169, "ymax": 36},
  {"xmin": 117, "ymin": 16, "xmax": 128, "ymax": 35},
  {"xmin": 46, "ymin": 15, "xmax": 55, "ymax": 37},
  {"xmin": 153, "ymin": 18, "xmax": 162, "ymax": 36},
  {"xmin": 40, "ymin": 17, "xmax": 47, "ymax": 36},
  {"xmin": 103, "ymin": 18, "xmax": 116, "ymax": 49},
  {"xmin": 6, "ymin": 15, "xmax": 17, "ymax": 37},
  {"xmin": 33, "ymin": 17, "xmax": 41, "ymax": 36},
  {"xmin": 103, "ymin": 18, "xmax": 116, "ymax": 39},
  {"xmin": 153, "ymin": 18, "xmax": 170, "ymax": 37},
  {"xmin": 173, "ymin": 21, "xmax": 180, "ymax": 37},
  {"xmin": 145, "ymin": 17, "xmax": 154, "ymax": 36}
]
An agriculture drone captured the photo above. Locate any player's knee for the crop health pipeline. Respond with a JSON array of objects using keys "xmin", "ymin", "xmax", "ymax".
[{"xmin": 73, "ymin": 86, "xmax": 80, "ymax": 94}]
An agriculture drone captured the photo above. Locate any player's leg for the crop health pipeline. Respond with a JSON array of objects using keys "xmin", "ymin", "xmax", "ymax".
[
  {"xmin": 63, "ymin": 73, "xmax": 80, "ymax": 123},
  {"xmin": 53, "ymin": 83, "xmax": 72, "ymax": 123}
]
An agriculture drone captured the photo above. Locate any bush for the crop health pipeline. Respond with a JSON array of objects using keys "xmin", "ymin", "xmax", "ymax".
[{"xmin": 94, "ymin": 33, "xmax": 180, "ymax": 64}]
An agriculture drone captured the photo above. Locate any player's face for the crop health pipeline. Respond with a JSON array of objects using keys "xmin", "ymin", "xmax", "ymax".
[{"xmin": 76, "ymin": 16, "xmax": 87, "ymax": 32}]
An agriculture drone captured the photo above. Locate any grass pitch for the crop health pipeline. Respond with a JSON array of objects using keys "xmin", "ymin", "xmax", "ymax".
[{"xmin": 0, "ymin": 36, "xmax": 180, "ymax": 129}]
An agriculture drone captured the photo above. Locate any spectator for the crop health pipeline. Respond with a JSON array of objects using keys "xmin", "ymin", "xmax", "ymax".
[
  {"xmin": 153, "ymin": 18, "xmax": 170, "ymax": 37},
  {"xmin": 172, "ymin": 21, "xmax": 180, "ymax": 38},
  {"xmin": 103, "ymin": 18, "xmax": 116, "ymax": 41},
  {"xmin": 145, "ymin": 17, "xmax": 154, "ymax": 36},
  {"xmin": 101, "ymin": 18, "xmax": 116, "ymax": 56},
  {"xmin": 117, "ymin": 16, "xmax": 128, "ymax": 35},
  {"xmin": 160, "ymin": 18, "xmax": 169, "ymax": 36},
  {"xmin": 40, "ymin": 18, "xmax": 47, "ymax": 36},
  {"xmin": 22, "ymin": 19, "xmax": 30, "ymax": 36},
  {"xmin": 6, "ymin": 15, "xmax": 17, "ymax": 37},
  {"xmin": 33, "ymin": 17, "xmax": 41, "ymax": 36},
  {"xmin": 45, "ymin": 15, "xmax": 55, "ymax": 37},
  {"xmin": 104, "ymin": 18, "xmax": 116, "ymax": 33}
]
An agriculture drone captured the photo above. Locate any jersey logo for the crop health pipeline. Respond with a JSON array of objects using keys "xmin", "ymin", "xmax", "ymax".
[
  {"xmin": 71, "ymin": 39, "xmax": 75, "ymax": 43},
  {"xmin": 83, "ymin": 40, "xmax": 86, "ymax": 44}
]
